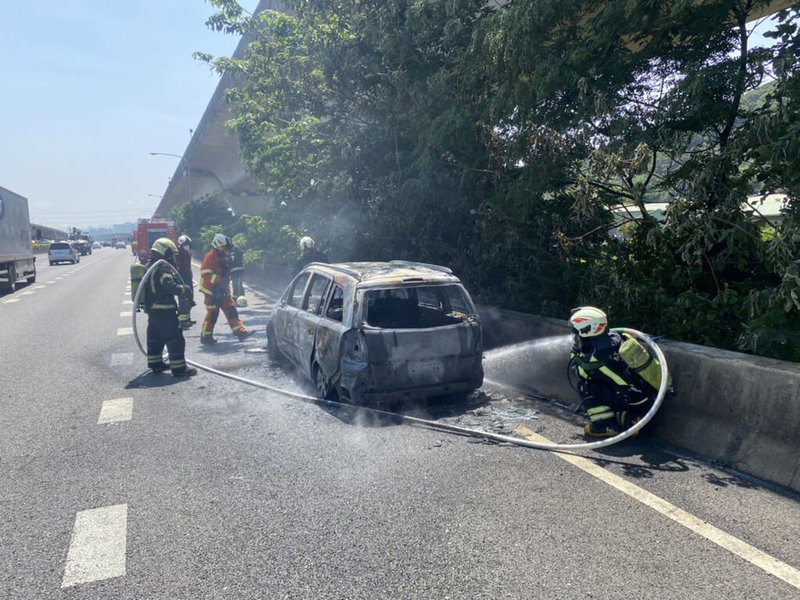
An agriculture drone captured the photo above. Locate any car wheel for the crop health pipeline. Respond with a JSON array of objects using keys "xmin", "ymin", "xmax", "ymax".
[
  {"xmin": 49, "ymin": 262, "xmax": 54, "ymax": 266},
  {"xmin": 313, "ymin": 363, "xmax": 335, "ymax": 400}
]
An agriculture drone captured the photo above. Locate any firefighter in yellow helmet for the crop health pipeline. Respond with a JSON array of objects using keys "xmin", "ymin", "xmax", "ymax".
[
  {"xmin": 568, "ymin": 306, "xmax": 655, "ymax": 437},
  {"xmin": 144, "ymin": 238, "xmax": 197, "ymax": 377}
]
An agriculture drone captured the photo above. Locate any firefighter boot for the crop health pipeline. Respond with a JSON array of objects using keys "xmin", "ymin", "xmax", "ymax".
[{"xmin": 173, "ymin": 367, "xmax": 198, "ymax": 378}]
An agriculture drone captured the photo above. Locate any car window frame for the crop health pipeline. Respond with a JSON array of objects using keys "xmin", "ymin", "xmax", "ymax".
[{"xmin": 303, "ymin": 273, "xmax": 332, "ymax": 315}]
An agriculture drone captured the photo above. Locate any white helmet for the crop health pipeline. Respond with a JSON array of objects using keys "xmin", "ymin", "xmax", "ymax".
[
  {"xmin": 236, "ymin": 296, "xmax": 248, "ymax": 307},
  {"xmin": 299, "ymin": 236, "xmax": 315, "ymax": 250},
  {"xmin": 178, "ymin": 234, "xmax": 192, "ymax": 247},
  {"xmin": 569, "ymin": 306, "xmax": 608, "ymax": 338},
  {"xmin": 211, "ymin": 233, "xmax": 231, "ymax": 250}
]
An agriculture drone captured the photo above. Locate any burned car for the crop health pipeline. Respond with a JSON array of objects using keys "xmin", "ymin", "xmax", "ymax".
[{"xmin": 266, "ymin": 261, "xmax": 484, "ymax": 404}]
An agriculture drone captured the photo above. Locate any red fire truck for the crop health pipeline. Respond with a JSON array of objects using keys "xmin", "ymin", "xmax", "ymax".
[{"xmin": 134, "ymin": 218, "xmax": 178, "ymax": 263}]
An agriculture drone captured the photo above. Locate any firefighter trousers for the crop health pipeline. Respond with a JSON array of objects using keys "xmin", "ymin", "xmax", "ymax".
[
  {"xmin": 201, "ymin": 294, "xmax": 245, "ymax": 339},
  {"xmin": 146, "ymin": 310, "xmax": 189, "ymax": 373}
]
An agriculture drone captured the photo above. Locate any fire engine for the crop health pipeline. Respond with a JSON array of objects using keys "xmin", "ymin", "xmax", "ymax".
[{"xmin": 134, "ymin": 218, "xmax": 178, "ymax": 263}]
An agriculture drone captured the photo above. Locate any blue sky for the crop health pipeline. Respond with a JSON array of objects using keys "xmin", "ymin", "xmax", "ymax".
[{"xmin": 0, "ymin": 0, "xmax": 257, "ymax": 230}]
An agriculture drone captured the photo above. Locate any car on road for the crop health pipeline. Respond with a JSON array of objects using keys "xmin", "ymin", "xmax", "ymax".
[
  {"xmin": 266, "ymin": 261, "xmax": 484, "ymax": 404},
  {"xmin": 73, "ymin": 240, "xmax": 92, "ymax": 255},
  {"xmin": 91, "ymin": 241, "xmax": 102, "ymax": 250},
  {"xmin": 115, "ymin": 241, "xmax": 126, "ymax": 249},
  {"xmin": 48, "ymin": 242, "xmax": 80, "ymax": 265}
]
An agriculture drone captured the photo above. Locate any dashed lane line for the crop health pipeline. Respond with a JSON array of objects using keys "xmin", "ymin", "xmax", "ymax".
[
  {"xmin": 117, "ymin": 327, "xmax": 133, "ymax": 336},
  {"xmin": 61, "ymin": 504, "xmax": 127, "ymax": 588},
  {"xmin": 514, "ymin": 426, "xmax": 800, "ymax": 591},
  {"xmin": 98, "ymin": 397, "xmax": 133, "ymax": 424}
]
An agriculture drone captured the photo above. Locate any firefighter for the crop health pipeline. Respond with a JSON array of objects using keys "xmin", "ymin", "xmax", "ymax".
[
  {"xmin": 568, "ymin": 306, "xmax": 655, "ymax": 437},
  {"xmin": 293, "ymin": 236, "xmax": 328, "ymax": 275},
  {"xmin": 230, "ymin": 241, "xmax": 245, "ymax": 301},
  {"xmin": 176, "ymin": 234, "xmax": 196, "ymax": 330},
  {"xmin": 144, "ymin": 238, "xmax": 197, "ymax": 377},
  {"xmin": 198, "ymin": 233, "xmax": 253, "ymax": 345}
]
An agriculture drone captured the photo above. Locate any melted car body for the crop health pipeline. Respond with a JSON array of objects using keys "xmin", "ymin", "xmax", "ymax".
[{"xmin": 267, "ymin": 261, "xmax": 484, "ymax": 404}]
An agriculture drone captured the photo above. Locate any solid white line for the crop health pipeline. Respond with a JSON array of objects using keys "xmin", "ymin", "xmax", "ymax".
[
  {"xmin": 2, "ymin": 298, "xmax": 20, "ymax": 303},
  {"xmin": 120, "ymin": 311, "xmax": 132, "ymax": 317},
  {"xmin": 61, "ymin": 504, "xmax": 127, "ymax": 588},
  {"xmin": 98, "ymin": 398, "xmax": 133, "ymax": 424},
  {"xmin": 117, "ymin": 327, "xmax": 133, "ymax": 336},
  {"xmin": 515, "ymin": 427, "xmax": 800, "ymax": 591}
]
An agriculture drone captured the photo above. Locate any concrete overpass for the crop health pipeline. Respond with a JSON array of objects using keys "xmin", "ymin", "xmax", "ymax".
[{"xmin": 154, "ymin": 0, "xmax": 797, "ymax": 221}]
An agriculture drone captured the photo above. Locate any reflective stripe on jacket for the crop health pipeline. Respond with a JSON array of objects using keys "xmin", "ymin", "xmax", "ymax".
[{"xmin": 199, "ymin": 249, "xmax": 229, "ymax": 296}]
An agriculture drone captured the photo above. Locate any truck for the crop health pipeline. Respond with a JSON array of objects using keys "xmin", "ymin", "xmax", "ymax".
[
  {"xmin": 0, "ymin": 186, "xmax": 36, "ymax": 293},
  {"xmin": 134, "ymin": 218, "xmax": 178, "ymax": 263}
]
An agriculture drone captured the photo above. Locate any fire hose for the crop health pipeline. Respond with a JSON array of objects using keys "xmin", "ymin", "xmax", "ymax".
[{"xmin": 133, "ymin": 260, "xmax": 669, "ymax": 452}]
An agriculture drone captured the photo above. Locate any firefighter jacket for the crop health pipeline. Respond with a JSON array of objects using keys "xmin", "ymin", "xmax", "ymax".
[
  {"xmin": 199, "ymin": 249, "xmax": 231, "ymax": 300},
  {"xmin": 570, "ymin": 332, "xmax": 634, "ymax": 390},
  {"xmin": 230, "ymin": 245, "xmax": 244, "ymax": 274},
  {"xmin": 144, "ymin": 260, "xmax": 186, "ymax": 313},
  {"xmin": 293, "ymin": 248, "xmax": 328, "ymax": 274},
  {"xmin": 175, "ymin": 248, "xmax": 193, "ymax": 284}
]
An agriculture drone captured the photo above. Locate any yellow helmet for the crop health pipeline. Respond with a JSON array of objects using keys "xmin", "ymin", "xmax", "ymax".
[
  {"xmin": 569, "ymin": 306, "xmax": 608, "ymax": 337},
  {"xmin": 151, "ymin": 237, "xmax": 178, "ymax": 259}
]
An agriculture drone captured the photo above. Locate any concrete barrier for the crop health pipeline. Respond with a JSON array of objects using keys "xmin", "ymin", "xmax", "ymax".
[{"xmin": 478, "ymin": 307, "xmax": 800, "ymax": 494}]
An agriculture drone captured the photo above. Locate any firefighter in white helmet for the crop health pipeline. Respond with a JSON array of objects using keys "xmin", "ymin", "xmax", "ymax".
[
  {"xmin": 144, "ymin": 238, "xmax": 197, "ymax": 377},
  {"xmin": 176, "ymin": 234, "xmax": 196, "ymax": 330},
  {"xmin": 198, "ymin": 233, "xmax": 253, "ymax": 344},
  {"xmin": 293, "ymin": 236, "xmax": 328, "ymax": 275},
  {"xmin": 568, "ymin": 306, "xmax": 654, "ymax": 437}
]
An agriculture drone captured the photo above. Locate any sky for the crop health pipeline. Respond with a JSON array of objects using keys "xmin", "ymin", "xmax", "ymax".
[{"xmin": 0, "ymin": 0, "xmax": 258, "ymax": 231}]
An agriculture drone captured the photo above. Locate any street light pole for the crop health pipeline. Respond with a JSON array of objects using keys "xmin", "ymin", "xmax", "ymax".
[{"xmin": 149, "ymin": 152, "xmax": 192, "ymax": 207}]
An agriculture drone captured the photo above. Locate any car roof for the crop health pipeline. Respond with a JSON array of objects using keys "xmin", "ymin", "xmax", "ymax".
[{"xmin": 304, "ymin": 261, "xmax": 462, "ymax": 286}]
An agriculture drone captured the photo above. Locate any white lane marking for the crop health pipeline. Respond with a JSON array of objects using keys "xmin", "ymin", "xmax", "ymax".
[
  {"xmin": 21, "ymin": 291, "xmax": 34, "ymax": 295},
  {"xmin": 98, "ymin": 398, "xmax": 133, "ymax": 424},
  {"xmin": 2, "ymin": 298, "xmax": 20, "ymax": 303},
  {"xmin": 61, "ymin": 504, "xmax": 127, "ymax": 588},
  {"xmin": 515, "ymin": 427, "xmax": 800, "ymax": 591},
  {"xmin": 122, "ymin": 300, "xmax": 133, "ymax": 305},
  {"xmin": 110, "ymin": 353, "xmax": 133, "ymax": 366},
  {"xmin": 117, "ymin": 327, "xmax": 133, "ymax": 336},
  {"xmin": 33, "ymin": 285, "xmax": 46, "ymax": 289},
  {"xmin": 120, "ymin": 311, "xmax": 132, "ymax": 317}
]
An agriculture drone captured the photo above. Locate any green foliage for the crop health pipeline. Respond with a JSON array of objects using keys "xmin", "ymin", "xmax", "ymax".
[{"xmin": 196, "ymin": 1, "xmax": 800, "ymax": 361}]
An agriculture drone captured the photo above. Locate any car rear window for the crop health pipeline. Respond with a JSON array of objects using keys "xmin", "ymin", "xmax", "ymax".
[
  {"xmin": 364, "ymin": 285, "xmax": 473, "ymax": 328},
  {"xmin": 49, "ymin": 243, "xmax": 71, "ymax": 250}
]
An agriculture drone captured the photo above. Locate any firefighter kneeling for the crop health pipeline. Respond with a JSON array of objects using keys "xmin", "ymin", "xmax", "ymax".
[
  {"xmin": 144, "ymin": 238, "xmax": 197, "ymax": 377},
  {"xmin": 568, "ymin": 306, "xmax": 661, "ymax": 438}
]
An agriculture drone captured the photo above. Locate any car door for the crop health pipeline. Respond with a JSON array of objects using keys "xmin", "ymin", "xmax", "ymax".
[
  {"xmin": 271, "ymin": 272, "xmax": 310, "ymax": 368},
  {"xmin": 293, "ymin": 273, "xmax": 332, "ymax": 378},
  {"xmin": 313, "ymin": 282, "xmax": 347, "ymax": 386}
]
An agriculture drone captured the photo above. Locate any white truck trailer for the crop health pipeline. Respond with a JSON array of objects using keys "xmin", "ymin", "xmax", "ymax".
[{"xmin": 0, "ymin": 186, "xmax": 36, "ymax": 292}]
